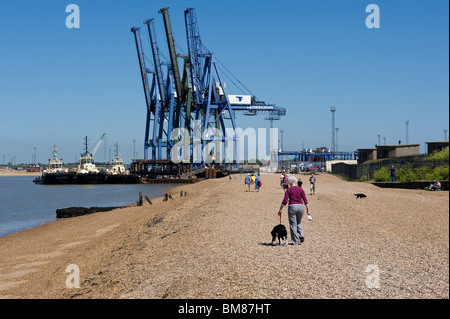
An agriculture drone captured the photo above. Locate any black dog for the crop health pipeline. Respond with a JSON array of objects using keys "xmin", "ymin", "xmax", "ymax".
[
  {"xmin": 354, "ymin": 193, "xmax": 367, "ymax": 198},
  {"xmin": 271, "ymin": 224, "xmax": 288, "ymax": 246}
]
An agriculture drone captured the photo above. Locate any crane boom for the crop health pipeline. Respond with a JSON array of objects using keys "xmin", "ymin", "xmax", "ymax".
[
  {"xmin": 91, "ymin": 133, "xmax": 106, "ymax": 156},
  {"xmin": 185, "ymin": 8, "xmax": 204, "ymax": 106},
  {"xmin": 159, "ymin": 7, "xmax": 183, "ymax": 103},
  {"xmin": 144, "ymin": 19, "xmax": 167, "ymax": 104},
  {"xmin": 131, "ymin": 27, "xmax": 152, "ymax": 113}
]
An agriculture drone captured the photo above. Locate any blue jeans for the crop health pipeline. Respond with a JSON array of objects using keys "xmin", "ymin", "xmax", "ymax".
[{"xmin": 390, "ymin": 175, "xmax": 395, "ymax": 182}]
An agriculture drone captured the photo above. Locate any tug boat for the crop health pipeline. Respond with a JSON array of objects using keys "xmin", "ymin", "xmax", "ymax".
[
  {"xmin": 103, "ymin": 142, "xmax": 140, "ymax": 183},
  {"xmin": 107, "ymin": 142, "xmax": 127, "ymax": 175},
  {"xmin": 46, "ymin": 144, "xmax": 68, "ymax": 174},
  {"xmin": 33, "ymin": 138, "xmax": 140, "ymax": 184}
]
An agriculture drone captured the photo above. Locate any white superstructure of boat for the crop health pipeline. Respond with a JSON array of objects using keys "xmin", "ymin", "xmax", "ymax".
[{"xmin": 43, "ymin": 144, "xmax": 68, "ymax": 174}]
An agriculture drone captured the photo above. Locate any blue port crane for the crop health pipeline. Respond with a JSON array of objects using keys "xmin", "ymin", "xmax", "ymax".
[
  {"xmin": 131, "ymin": 7, "xmax": 286, "ymax": 166},
  {"xmin": 184, "ymin": 7, "xmax": 239, "ymax": 165}
]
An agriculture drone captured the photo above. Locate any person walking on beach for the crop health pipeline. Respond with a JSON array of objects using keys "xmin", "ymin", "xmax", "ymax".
[
  {"xmin": 244, "ymin": 173, "xmax": 251, "ymax": 192},
  {"xmin": 309, "ymin": 173, "xmax": 316, "ymax": 195},
  {"xmin": 389, "ymin": 166, "xmax": 396, "ymax": 182},
  {"xmin": 251, "ymin": 173, "xmax": 256, "ymax": 185},
  {"xmin": 280, "ymin": 171, "xmax": 285, "ymax": 189},
  {"xmin": 282, "ymin": 172, "xmax": 289, "ymax": 192},
  {"xmin": 279, "ymin": 175, "xmax": 311, "ymax": 245},
  {"xmin": 255, "ymin": 175, "xmax": 262, "ymax": 192}
]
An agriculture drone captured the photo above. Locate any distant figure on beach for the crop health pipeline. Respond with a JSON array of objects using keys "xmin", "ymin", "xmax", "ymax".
[
  {"xmin": 309, "ymin": 173, "xmax": 316, "ymax": 195},
  {"xmin": 245, "ymin": 173, "xmax": 251, "ymax": 192},
  {"xmin": 282, "ymin": 172, "xmax": 289, "ymax": 191},
  {"xmin": 389, "ymin": 166, "xmax": 396, "ymax": 182},
  {"xmin": 278, "ymin": 175, "xmax": 311, "ymax": 245},
  {"xmin": 430, "ymin": 180, "xmax": 442, "ymax": 191},
  {"xmin": 255, "ymin": 175, "xmax": 262, "ymax": 192},
  {"xmin": 280, "ymin": 171, "xmax": 285, "ymax": 189}
]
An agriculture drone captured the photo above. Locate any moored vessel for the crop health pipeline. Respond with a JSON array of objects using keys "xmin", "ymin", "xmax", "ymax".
[{"xmin": 34, "ymin": 138, "xmax": 140, "ymax": 184}]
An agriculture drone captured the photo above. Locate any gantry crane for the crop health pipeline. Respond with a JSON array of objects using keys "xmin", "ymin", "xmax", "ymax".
[{"xmin": 131, "ymin": 7, "xmax": 286, "ymax": 166}]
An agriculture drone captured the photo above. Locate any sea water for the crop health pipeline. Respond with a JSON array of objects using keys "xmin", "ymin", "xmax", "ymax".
[{"xmin": 0, "ymin": 176, "xmax": 177, "ymax": 237}]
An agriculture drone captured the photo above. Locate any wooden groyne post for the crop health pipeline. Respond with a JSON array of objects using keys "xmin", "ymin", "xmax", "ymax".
[
  {"xmin": 163, "ymin": 193, "xmax": 173, "ymax": 202},
  {"xmin": 144, "ymin": 195, "xmax": 153, "ymax": 205}
]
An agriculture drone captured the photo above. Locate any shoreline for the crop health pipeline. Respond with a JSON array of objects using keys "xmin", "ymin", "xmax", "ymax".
[
  {"xmin": 0, "ymin": 179, "xmax": 183, "ymax": 240},
  {"xmin": 0, "ymin": 171, "xmax": 41, "ymax": 177},
  {"xmin": 0, "ymin": 173, "xmax": 448, "ymax": 299},
  {"xmin": 0, "ymin": 178, "xmax": 204, "ymax": 298}
]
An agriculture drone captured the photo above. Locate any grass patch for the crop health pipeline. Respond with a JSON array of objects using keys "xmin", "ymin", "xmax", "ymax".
[
  {"xmin": 373, "ymin": 149, "xmax": 449, "ymax": 182},
  {"xmin": 423, "ymin": 148, "xmax": 449, "ymax": 161}
]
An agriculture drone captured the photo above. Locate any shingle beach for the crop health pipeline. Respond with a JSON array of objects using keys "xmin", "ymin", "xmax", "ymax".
[{"xmin": 0, "ymin": 173, "xmax": 448, "ymax": 299}]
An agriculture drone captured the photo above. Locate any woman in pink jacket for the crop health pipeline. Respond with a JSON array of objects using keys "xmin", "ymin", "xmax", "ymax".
[{"xmin": 278, "ymin": 176, "xmax": 311, "ymax": 244}]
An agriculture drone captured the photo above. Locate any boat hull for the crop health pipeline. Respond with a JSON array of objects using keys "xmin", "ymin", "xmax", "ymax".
[{"xmin": 33, "ymin": 172, "xmax": 140, "ymax": 184}]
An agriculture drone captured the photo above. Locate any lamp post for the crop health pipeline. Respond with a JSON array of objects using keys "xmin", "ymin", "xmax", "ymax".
[
  {"xmin": 331, "ymin": 107, "xmax": 336, "ymax": 153},
  {"xmin": 405, "ymin": 120, "xmax": 409, "ymax": 144}
]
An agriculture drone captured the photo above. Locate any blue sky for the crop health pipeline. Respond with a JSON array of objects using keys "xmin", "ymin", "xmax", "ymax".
[{"xmin": 0, "ymin": 0, "xmax": 448, "ymax": 164}]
